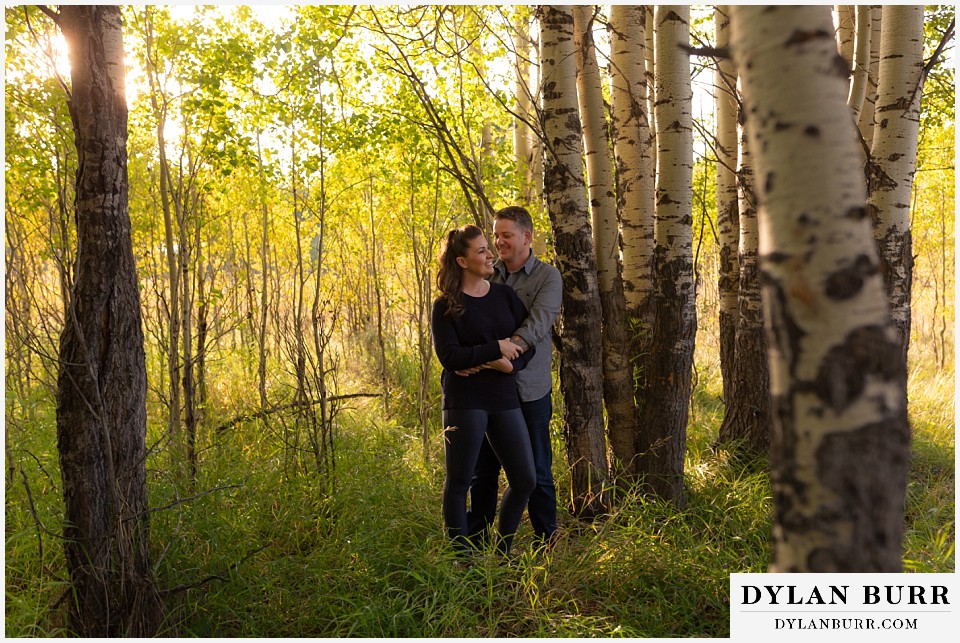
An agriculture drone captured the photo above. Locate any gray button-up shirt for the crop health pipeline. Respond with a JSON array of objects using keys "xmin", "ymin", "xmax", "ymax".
[{"xmin": 490, "ymin": 250, "xmax": 562, "ymax": 402}]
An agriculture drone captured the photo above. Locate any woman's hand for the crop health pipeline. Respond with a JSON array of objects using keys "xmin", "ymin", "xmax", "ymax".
[
  {"xmin": 499, "ymin": 338, "xmax": 521, "ymax": 360},
  {"xmin": 485, "ymin": 356, "xmax": 514, "ymax": 373}
]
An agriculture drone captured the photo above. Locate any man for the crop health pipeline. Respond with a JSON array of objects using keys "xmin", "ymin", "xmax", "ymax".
[{"xmin": 465, "ymin": 205, "xmax": 562, "ymax": 547}]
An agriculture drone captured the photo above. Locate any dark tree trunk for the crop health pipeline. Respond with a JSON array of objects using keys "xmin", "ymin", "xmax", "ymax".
[{"xmin": 55, "ymin": 5, "xmax": 162, "ymax": 635}]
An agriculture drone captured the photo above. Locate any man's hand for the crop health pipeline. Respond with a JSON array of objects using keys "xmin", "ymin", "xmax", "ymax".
[
  {"xmin": 454, "ymin": 366, "xmax": 483, "ymax": 377},
  {"xmin": 510, "ymin": 335, "xmax": 530, "ymax": 351}
]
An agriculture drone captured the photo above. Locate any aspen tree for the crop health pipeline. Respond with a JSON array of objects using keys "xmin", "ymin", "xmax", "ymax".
[
  {"xmin": 714, "ymin": 5, "xmax": 739, "ymax": 405},
  {"xmin": 530, "ymin": 27, "xmax": 545, "ymax": 209},
  {"xmin": 847, "ymin": 5, "xmax": 872, "ymax": 121},
  {"xmin": 836, "ymin": 5, "xmax": 856, "ymax": 72},
  {"xmin": 52, "ymin": 5, "xmax": 163, "ymax": 633},
  {"xmin": 255, "ymin": 131, "xmax": 272, "ymax": 409},
  {"xmin": 608, "ymin": 3, "xmax": 656, "ymax": 475},
  {"xmin": 512, "ymin": 9, "xmax": 537, "ymax": 207},
  {"xmin": 538, "ymin": 4, "xmax": 608, "ymax": 516},
  {"xmin": 140, "ymin": 7, "xmax": 184, "ymax": 473},
  {"xmin": 868, "ymin": 5, "xmax": 924, "ymax": 369},
  {"xmin": 470, "ymin": 18, "xmax": 496, "ymax": 233},
  {"xmin": 731, "ymin": 4, "xmax": 909, "ymax": 572},
  {"xmin": 573, "ymin": 5, "xmax": 639, "ymax": 477},
  {"xmin": 636, "ymin": 5, "xmax": 694, "ymax": 505},
  {"xmin": 610, "ymin": 4, "xmax": 655, "ymax": 319},
  {"xmin": 644, "ymin": 6, "xmax": 657, "ymax": 150},
  {"xmin": 718, "ymin": 110, "xmax": 770, "ymax": 455},
  {"xmin": 857, "ymin": 6, "xmax": 883, "ymax": 149}
]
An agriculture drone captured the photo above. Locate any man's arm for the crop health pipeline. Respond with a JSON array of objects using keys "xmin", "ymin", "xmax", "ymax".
[
  {"xmin": 454, "ymin": 267, "xmax": 560, "ymax": 377},
  {"xmin": 512, "ymin": 266, "xmax": 562, "ymax": 350}
]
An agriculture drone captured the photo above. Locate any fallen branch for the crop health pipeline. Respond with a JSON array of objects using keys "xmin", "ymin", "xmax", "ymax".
[
  {"xmin": 140, "ymin": 482, "xmax": 247, "ymax": 517},
  {"xmin": 214, "ymin": 393, "xmax": 381, "ymax": 433},
  {"xmin": 160, "ymin": 543, "xmax": 273, "ymax": 596}
]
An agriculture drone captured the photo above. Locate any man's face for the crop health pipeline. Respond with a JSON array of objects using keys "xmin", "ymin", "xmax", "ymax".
[{"xmin": 493, "ymin": 218, "xmax": 530, "ymax": 268}]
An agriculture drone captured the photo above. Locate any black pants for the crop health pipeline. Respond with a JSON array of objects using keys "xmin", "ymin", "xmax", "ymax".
[
  {"xmin": 442, "ymin": 407, "xmax": 535, "ymax": 554},
  {"xmin": 468, "ymin": 394, "xmax": 557, "ymax": 542}
]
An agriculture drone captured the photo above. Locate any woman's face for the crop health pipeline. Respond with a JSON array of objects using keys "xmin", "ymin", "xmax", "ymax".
[{"xmin": 456, "ymin": 234, "xmax": 495, "ymax": 278}]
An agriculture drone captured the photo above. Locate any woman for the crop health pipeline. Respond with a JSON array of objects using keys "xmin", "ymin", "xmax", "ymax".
[{"xmin": 431, "ymin": 224, "xmax": 536, "ymax": 557}]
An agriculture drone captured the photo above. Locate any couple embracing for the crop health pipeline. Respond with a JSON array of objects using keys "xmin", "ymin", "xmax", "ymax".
[{"xmin": 431, "ymin": 206, "xmax": 562, "ymax": 561}]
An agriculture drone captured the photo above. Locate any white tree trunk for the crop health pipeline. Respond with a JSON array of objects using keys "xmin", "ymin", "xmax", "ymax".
[
  {"xmin": 609, "ymin": 4, "xmax": 655, "ymax": 320},
  {"xmin": 513, "ymin": 9, "xmax": 537, "ymax": 207},
  {"xmin": 868, "ymin": 5, "xmax": 923, "ymax": 369},
  {"xmin": 857, "ymin": 6, "xmax": 883, "ymax": 148},
  {"xmin": 573, "ymin": 6, "xmax": 617, "ymax": 297},
  {"xmin": 574, "ymin": 5, "xmax": 639, "ymax": 477},
  {"xmin": 835, "ymin": 5, "xmax": 856, "ymax": 72},
  {"xmin": 636, "ymin": 5, "xmax": 694, "ymax": 505},
  {"xmin": 718, "ymin": 111, "xmax": 771, "ymax": 455},
  {"xmin": 608, "ymin": 4, "xmax": 657, "ymax": 477},
  {"xmin": 847, "ymin": 5, "xmax": 872, "ymax": 121},
  {"xmin": 539, "ymin": 4, "xmax": 608, "ymax": 517},
  {"xmin": 714, "ymin": 5, "xmax": 739, "ymax": 405},
  {"xmin": 731, "ymin": 4, "xmax": 909, "ymax": 573},
  {"xmin": 531, "ymin": 28, "xmax": 544, "ymax": 207},
  {"xmin": 644, "ymin": 6, "xmax": 657, "ymax": 162}
]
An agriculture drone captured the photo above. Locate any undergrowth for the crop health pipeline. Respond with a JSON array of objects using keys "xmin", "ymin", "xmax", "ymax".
[{"xmin": 4, "ymin": 355, "xmax": 954, "ymax": 637}]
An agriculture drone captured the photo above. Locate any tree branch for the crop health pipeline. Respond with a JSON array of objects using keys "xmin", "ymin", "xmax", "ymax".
[
  {"xmin": 160, "ymin": 544, "xmax": 272, "ymax": 596},
  {"xmin": 140, "ymin": 482, "xmax": 247, "ymax": 516},
  {"xmin": 680, "ymin": 44, "xmax": 731, "ymax": 60},
  {"xmin": 34, "ymin": 4, "xmax": 59, "ymax": 23},
  {"xmin": 214, "ymin": 393, "xmax": 380, "ymax": 433},
  {"xmin": 24, "ymin": 6, "xmax": 71, "ymax": 99},
  {"xmin": 921, "ymin": 17, "xmax": 955, "ymax": 87}
]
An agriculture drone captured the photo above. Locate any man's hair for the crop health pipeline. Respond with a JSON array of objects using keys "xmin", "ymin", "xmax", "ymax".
[{"xmin": 494, "ymin": 205, "xmax": 534, "ymax": 235}]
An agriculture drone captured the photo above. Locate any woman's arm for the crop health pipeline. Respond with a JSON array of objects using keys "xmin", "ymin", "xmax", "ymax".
[
  {"xmin": 431, "ymin": 299, "xmax": 503, "ymax": 370},
  {"xmin": 484, "ymin": 356, "xmax": 515, "ymax": 373},
  {"xmin": 509, "ymin": 343, "xmax": 535, "ymax": 372}
]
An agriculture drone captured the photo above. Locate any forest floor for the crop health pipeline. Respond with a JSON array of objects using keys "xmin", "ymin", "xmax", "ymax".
[{"xmin": 4, "ymin": 357, "xmax": 955, "ymax": 637}]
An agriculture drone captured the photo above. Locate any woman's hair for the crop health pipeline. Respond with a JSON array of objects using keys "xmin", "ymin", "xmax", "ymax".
[{"xmin": 437, "ymin": 224, "xmax": 484, "ymax": 318}]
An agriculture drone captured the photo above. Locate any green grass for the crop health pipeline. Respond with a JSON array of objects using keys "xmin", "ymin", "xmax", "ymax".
[
  {"xmin": 903, "ymin": 360, "xmax": 956, "ymax": 572},
  {"xmin": 4, "ymin": 354, "xmax": 954, "ymax": 637}
]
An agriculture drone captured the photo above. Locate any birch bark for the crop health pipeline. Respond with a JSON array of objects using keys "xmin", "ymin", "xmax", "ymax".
[
  {"xmin": 714, "ymin": 5, "xmax": 739, "ymax": 405},
  {"xmin": 574, "ymin": 5, "xmax": 639, "ymax": 478},
  {"xmin": 539, "ymin": 4, "xmax": 608, "ymax": 516},
  {"xmin": 636, "ymin": 6, "xmax": 695, "ymax": 505},
  {"xmin": 857, "ymin": 6, "xmax": 883, "ymax": 149},
  {"xmin": 731, "ymin": 4, "xmax": 909, "ymax": 572},
  {"xmin": 868, "ymin": 5, "xmax": 924, "ymax": 370}
]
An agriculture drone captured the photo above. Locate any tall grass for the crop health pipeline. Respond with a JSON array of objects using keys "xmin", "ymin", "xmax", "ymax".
[
  {"xmin": 5, "ymin": 335, "xmax": 954, "ymax": 637},
  {"xmin": 902, "ymin": 359, "xmax": 956, "ymax": 572}
]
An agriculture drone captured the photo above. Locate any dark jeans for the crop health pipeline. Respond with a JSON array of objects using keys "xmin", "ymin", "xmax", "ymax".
[
  {"xmin": 467, "ymin": 394, "xmax": 557, "ymax": 542},
  {"xmin": 442, "ymin": 407, "xmax": 535, "ymax": 555}
]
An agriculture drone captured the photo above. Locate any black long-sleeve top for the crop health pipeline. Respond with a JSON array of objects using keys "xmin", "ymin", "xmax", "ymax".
[{"xmin": 431, "ymin": 282, "xmax": 534, "ymax": 410}]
